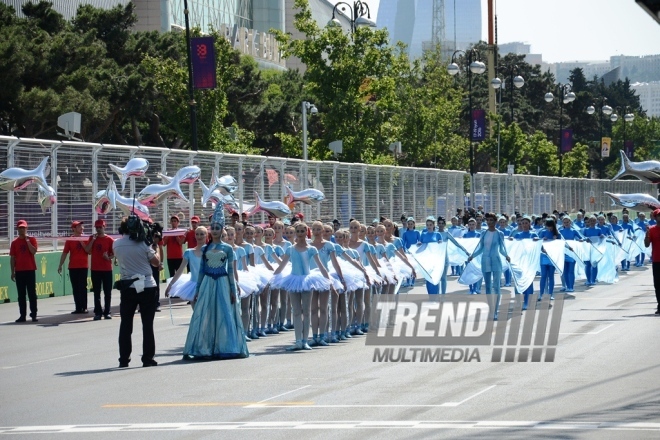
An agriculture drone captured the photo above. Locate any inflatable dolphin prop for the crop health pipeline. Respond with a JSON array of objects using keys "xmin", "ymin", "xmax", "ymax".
[
  {"xmin": 251, "ymin": 191, "xmax": 292, "ymax": 218},
  {"xmin": 138, "ymin": 174, "xmax": 189, "ymax": 207},
  {"xmin": 285, "ymin": 185, "xmax": 325, "ymax": 205},
  {"xmin": 109, "ymin": 158, "xmax": 149, "ymax": 191},
  {"xmin": 199, "ymin": 178, "xmax": 239, "ymax": 211},
  {"xmin": 604, "ymin": 191, "xmax": 660, "ymax": 211},
  {"xmin": 0, "ymin": 156, "xmax": 50, "ymax": 191},
  {"xmin": 37, "ymin": 184, "xmax": 57, "ymax": 213},
  {"xmin": 157, "ymin": 165, "xmax": 201, "ymax": 185},
  {"xmin": 611, "ymin": 150, "xmax": 660, "ymax": 184}
]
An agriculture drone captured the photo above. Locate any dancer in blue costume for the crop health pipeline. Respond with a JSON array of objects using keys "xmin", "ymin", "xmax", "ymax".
[
  {"xmin": 559, "ymin": 217, "xmax": 583, "ymax": 292},
  {"xmin": 448, "ymin": 217, "xmax": 465, "ymax": 276},
  {"xmin": 182, "ymin": 206, "xmax": 249, "ymax": 360},
  {"xmin": 437, "ymin": 216, "xmax": 469, "ymax": 294},
  {"xmin": 263, "ymin": 227, "xmax": 284, "ymax": 333},
  {"xmin": 418, "ymin": 217, "xmax": 442, "ymax": 294},
  {"xmin": 497, "ymin": 217, "xmax": 513, "ymax": 286},
  {"xmin": 468, "ymin": 213, "xmax": 510, "ymax": 320},
  {"xmin": 165, "ymin": 226, "xmax": 208, "ymax": 305},
  {"xmin": 463, "ymin": 218, "xmax": 482, "ymax": 294},
  {"xmin": 582, "ymin": 216, "xmax": 604, "ymax": 285},
  {"xmin": 510, "ymin": 216, "xmax": 539, "ymax": 310},
  {"xmin": 270, "ymin": 222, "xmax": 332, "ymax": 351},
  {"xmin": 537, "ymin": 218, "xmax": 561, "ymax": 301},
  {"xmin": 620, "ymin": 213, "xmax": 636, "ymax": 271}
]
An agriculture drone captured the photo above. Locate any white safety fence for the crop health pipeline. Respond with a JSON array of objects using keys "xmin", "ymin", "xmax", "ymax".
[
  {"xmin": 0, "ymin": 136, "xmax": 465, "ymax": 252},
  {"xmin": 0, "ymin": 136, "xmax": 654, "ymax": 253}
]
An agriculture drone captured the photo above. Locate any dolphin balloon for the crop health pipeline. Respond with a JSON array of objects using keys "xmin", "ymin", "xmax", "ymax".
[
  {"xmin": 109, "ymin": 158, "xmax": 149, "ymax": 191},
  {"xmin": 95, "ymin": 179, "xmax": 151, "ymax": 220},
  {"xmin": 137, "ymin": 174, "xmax": 189, "ymax": 207},
  {"xmin": 251, "ymin": 191, "xmax": 292, "ymax": 218},
  {"xmin": 157, "ymin": 165, "xmax": 201, "ymax": 185},
  {"xmin": 611, "ymin": 150, "xmax": 660, "ymax": 184},
  {"xmin": 604, "ymin": 191, "xmax": 660, "ymax": 211},
  {"xmin": 285, "ymin": 185, "xmax": 325, "ymax": 205},
  {"xmin": 94, "ymin": 180, "xmax": 118, "ymax": 215},
  {"xmin": 0, "ymin": 157, "xmax": 50, "ymax": 191},
  {"xmin": 199, "ymin": 178, "xmax": 239, "ymax": 210},
  {"xmin": 214, "ymin": 172, "xmax": 238, "ymax": 194},
  {"xmin": 37, "ymin": 184, "xmax": 57, "ymax": 213}
]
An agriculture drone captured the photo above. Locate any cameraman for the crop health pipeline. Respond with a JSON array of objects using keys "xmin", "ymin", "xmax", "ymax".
[{"xmin": 112, "ymin": 217, "xmax": 161, "ymax": 368}]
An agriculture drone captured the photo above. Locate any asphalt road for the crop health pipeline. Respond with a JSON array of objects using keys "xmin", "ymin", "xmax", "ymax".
[{"xmin": 1, "ymin": 266, "xmax": 659, "ymax": 439}]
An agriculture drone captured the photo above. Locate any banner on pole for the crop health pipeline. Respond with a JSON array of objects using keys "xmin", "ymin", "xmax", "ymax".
[
  {"xmin": 560, "ymin": 128, "xmax": 573, "ymax": 153},
  {"xmin": 601, "ymin": 137, "xmax": 611, "ymax": 158},
  {"xmin": 471, "ymin": 109, "xmax": 486, "ymax": 142},
  {"xmin": 624, "ymin": 140, "xmax": 634, "ymax": 159},
  {"xmin": 191, "ymin": 37, "xmax": 217, "ymax": 89}
]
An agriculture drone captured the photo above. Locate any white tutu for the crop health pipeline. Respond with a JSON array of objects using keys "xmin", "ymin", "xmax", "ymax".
[
  {"xmin": 251, "ymin": 264, "xmax": 273, "ymax": 289},
  {"xmin": 237, "ymin": 269, "xmax": 261, "ymax": 298},
  {"xmin": 331, "ymin": 260, "xmax": 367, "ymax": 292},
  {"xmin": 270, "ymin": 271, "xmax": 331, "ymax": 292},
  {"xmin": 391, "ymin": 255, "xmax": 413, "ymax": 279},
  {"xmin": 167, "ymin": 274, "xmax": 196, "ymax": 301},
  {"xmin": 364, "ymin": 266, "xmax": 383, "ymax": 285},
  {"xmin": 377, "ymin": 258, "xmax": 397, "ymax": 284}
]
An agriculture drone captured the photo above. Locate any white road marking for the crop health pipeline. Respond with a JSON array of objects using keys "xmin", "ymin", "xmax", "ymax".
[
  {"xmin": 440, "ymin": 385, "xmax": 497, "ymax": 407},
  {"xmin": 560, "ymin": 323, "xmax": 615, "ymax": 335},
  {"xmin": 1, "ymin": 353, "xmax": 81, "ymax": 370},
  {"xmin": 245, "ymin": 385, "xmax": 312, "ymax": 408},
  {"xmin": 1, "ymin": 420, "xmax": 660, "ymax": 433}
]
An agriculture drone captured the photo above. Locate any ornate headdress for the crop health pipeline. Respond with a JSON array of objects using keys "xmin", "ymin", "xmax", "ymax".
[{"xmin": 211, "ymin": 202, "xmax": 225, "ymax": 228}]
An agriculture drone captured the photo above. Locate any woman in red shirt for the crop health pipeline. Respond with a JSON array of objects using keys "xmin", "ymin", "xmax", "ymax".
[
  {"xmin": 85, "ymin": 220, "xmax": 115, "ymax": 320},
  {"xmin": 58, "ymin": 221, "xmax": 90, "ymax": 314}
]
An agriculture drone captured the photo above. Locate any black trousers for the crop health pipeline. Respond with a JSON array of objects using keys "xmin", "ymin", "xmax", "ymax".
[
  {"xmin": 15, "ymin": 270, "xmax": 37, "ymax": 318},
  {"xmin": 653, "ymin": 263, "xmax": 660, "ymax": 311},
  {"xmin": 167, "ymin": 258, "xmax": 183, "ymax": 278},
  {"xmin": 69, "ymin": 268, "xmax": 88, "ymax": 311},
  {"xmin": 91, "ymin": 270, "xmax": 113, "ymax": 316},
  {"xmin": 118, "ymin": 286, "xmax": 158, "ymax": 365}
]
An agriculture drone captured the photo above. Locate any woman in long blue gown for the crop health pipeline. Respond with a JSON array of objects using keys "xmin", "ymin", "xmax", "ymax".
[{"xmin": 183, "ymin": 206, "xmax": 249, "ymax": 360}]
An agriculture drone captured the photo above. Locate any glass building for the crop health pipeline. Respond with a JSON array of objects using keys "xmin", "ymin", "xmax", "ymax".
[{"xmin": 376, "ymin": 0, "xmax": 482, "ymax": 59}]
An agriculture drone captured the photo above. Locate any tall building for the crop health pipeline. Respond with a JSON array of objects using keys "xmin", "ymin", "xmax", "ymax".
[
  {"xmin": 632, "ymin": 82, "xmax": 660, "ymax": 118},
  {"xmin": 1, "ymin": 0, "xmax": 130, "ymax": 19},
  {"xmin": 376, "ymin": 0, "xmax": 482, "ymax": 59}
]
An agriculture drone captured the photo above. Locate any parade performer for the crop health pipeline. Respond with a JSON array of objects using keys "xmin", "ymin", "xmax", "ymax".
[
  {"xmin": 510, "ymin": 216, "xmax": 539, "ymax": 310},
  {"xmin": 559, "ymin": 217, "xmax": 584, "ymax": 293},
  {"xmin": 468, "ymin": 213, "xmax": 510, "ymax": 320},
  {"xmin": 537, "ymin": 218, "xmax": 562, "ymax": 300},
  {"xmin": 269, "ymin": 222, "xmax": 332, "ymax": 351},
  {"xmin": 182, "ymin": 206, "xmax": 249, "ymax": 360},
  {"xmin": 463, "ymin": 218, "xmax": 482, "ymax": 294},
  {"xmin": 165, "ymin": 226, "xmax": 208, "ymax": 305}
]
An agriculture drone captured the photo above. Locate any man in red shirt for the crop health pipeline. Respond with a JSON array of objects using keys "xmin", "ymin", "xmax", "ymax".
[
  {"xmin": 85, "ymin": 220, "xmax": 115, "ymax": 320},
  {"xmin": 644, "ymin": 208, "xmax": 660, "ymax": 315},
  {"xmin": 10, "ymin": 220, "xmax": 38, "ymax": 322},
  {"xmin": 58, "ymin": 221, "xmax": 90, "ymax": 314},
  {"xmin": 164, "ymin": 215, "xmax": 185, "ymax": 277},
  {"xmin": 184, "ymin": 216, "xmax": 201, "ymax": 249}
]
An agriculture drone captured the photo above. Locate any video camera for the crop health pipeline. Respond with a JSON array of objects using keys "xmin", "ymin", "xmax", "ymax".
[{"xmin": 125, "ymin": 214, "xmax": 163, "ymax": 246}]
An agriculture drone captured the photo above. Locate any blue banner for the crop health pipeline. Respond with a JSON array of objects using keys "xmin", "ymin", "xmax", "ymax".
[
  {"xmin": 471, "ymin": 109, "xmax": 486, "ymax": 142},
  {"xmin": 191, "ymin": 37, "xmax": 217, "ymax": 89},
  {"xmin": 560, "ymin": 128, "xmax": 573, "ymax": 153},
  {"xmin": 624, "ymin": 140, "xmax": 634, "ymax": 159}
]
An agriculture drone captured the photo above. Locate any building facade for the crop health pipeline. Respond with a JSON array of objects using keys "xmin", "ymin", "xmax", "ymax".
[
  {"xmin": 376, "ymin": 0, "xmax": 482, "ymax": 60},
  {"xmin": 632, "ymin": 81, "xmax": 660, "ymax": 118},
  {"xmin": 1, "ymin": 0, "xmax": 130, "ymax": 19}
]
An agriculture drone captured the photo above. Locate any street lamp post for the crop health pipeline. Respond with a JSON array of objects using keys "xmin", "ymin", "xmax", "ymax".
[
  {"xmin": 545, "ymin": 83, "xmax": 576, "ymax": 176},
  {"xmin": 183, "ymin": 0, "xmax": 198, "ymax": 151},
  {"xmin": 302, "ymin": 101, "xmax": 318, "ymax": 163},
  {"xmin": 328, "ymin": 1, "xmax": 376, "ymax": 34},
  {"xmin": 586, "ymin": 97, "xmax": 612, "ymax": 177},
  {"xmin": 448, "ymin": 49, "xmax": 486, "ymax": 206},
  {"xmin": 491, "ymin": 66, "xmax": 525, "ymax": 173},
  {"xmin": 611, "ymin": 106, "xmax": 635, "ymax": 156}
]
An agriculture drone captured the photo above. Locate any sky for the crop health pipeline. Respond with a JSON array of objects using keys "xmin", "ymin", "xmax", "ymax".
[{"xmin": 331, "ymin": 0, "xmax": 660, "ymax": 63}]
